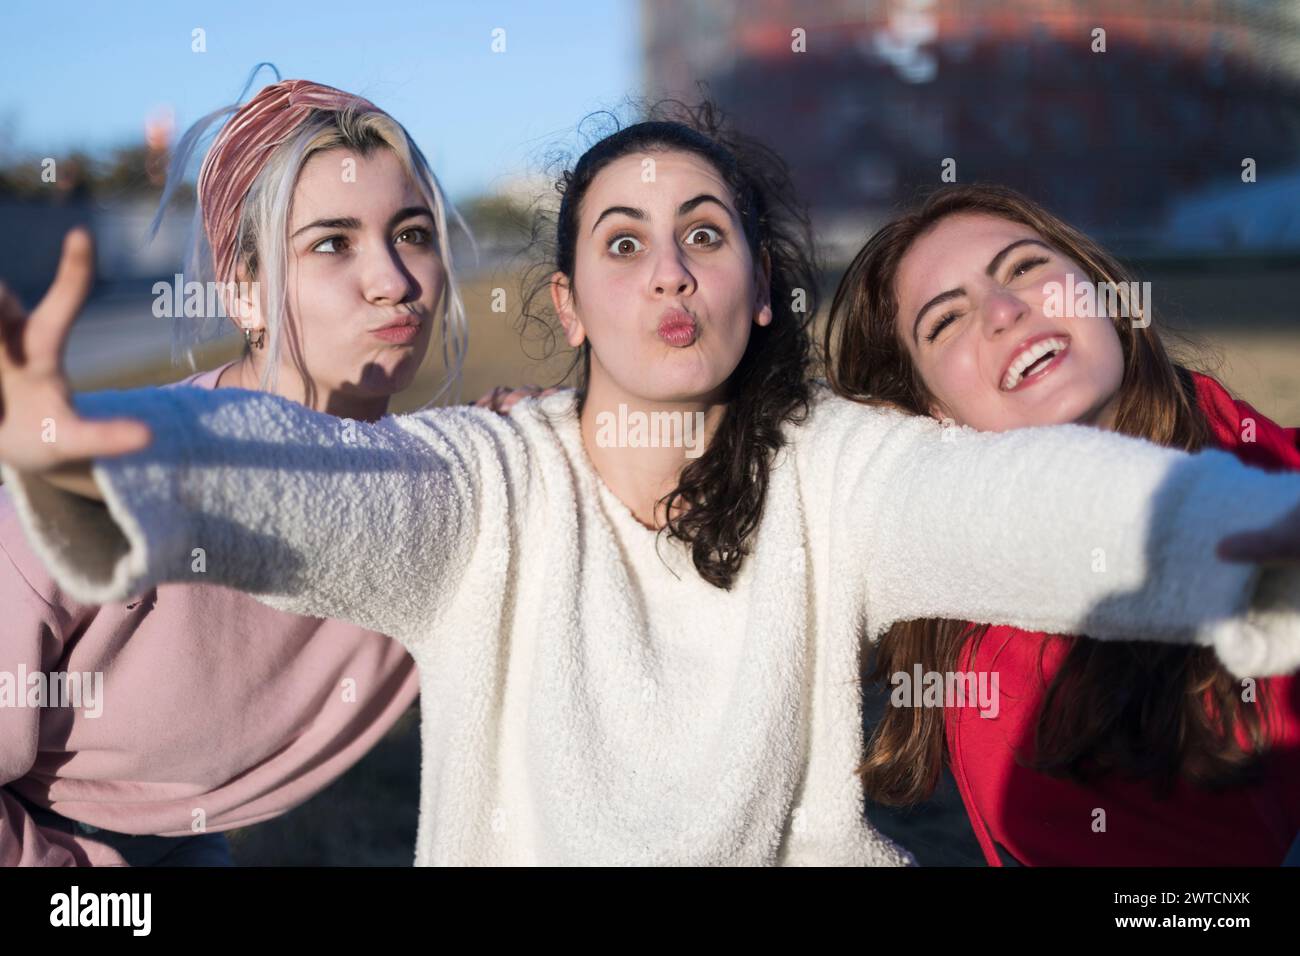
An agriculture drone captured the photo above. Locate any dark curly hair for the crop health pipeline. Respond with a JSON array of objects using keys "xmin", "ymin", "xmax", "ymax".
[{"xmin": 520, "ymin": 100, "xmax": 819, "ymax": 589}]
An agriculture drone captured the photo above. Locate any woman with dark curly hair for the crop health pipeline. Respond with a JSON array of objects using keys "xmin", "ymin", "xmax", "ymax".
[{"xmin": 2, "ymin": 105, "xmax": 1299, "ymax": 866}]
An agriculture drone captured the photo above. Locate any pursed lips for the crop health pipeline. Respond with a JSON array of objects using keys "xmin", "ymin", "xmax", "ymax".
[{"xmin": 657, "ymin": 306, "xmax": 698, "ymax": 347}]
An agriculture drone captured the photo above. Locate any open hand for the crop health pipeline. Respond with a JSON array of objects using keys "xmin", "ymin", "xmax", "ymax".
[
  {"xmin": 0, "ymin": 228, "xmax": 152, "ymax": 477},
  {"xmin": 1218, "ymin": 499, "xmax": 1300, "ymax": 566}
]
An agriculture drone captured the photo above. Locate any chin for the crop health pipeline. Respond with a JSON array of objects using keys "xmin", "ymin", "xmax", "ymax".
[
  {"xmin": 659, "ymin": 375, "xmax": 730, "ymax": 404},
  {"xmin": 668, "ymin": 355, "xmax": 740, "ymax": 400},
  {"xmin": 1028, "ymin": 392, "xmax": 1106, "ymax": 428}
]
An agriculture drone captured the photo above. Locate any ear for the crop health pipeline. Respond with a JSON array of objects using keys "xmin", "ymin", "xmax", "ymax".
[
  {"xmin": 929, "ymin": 401, "xmax": 958, "ymax": 427},
  {"xmin": 223, "ymin": 263, "xmax": 265, "ymax": 337},
  {"xmin": 550, "ymin": 271, "xmax": 585, "ymax": 347},
  {"xmin": 753, "ymin": 246, "xmax": 773, "ymax": 328}
]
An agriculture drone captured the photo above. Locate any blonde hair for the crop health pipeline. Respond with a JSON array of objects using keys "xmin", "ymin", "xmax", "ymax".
[{"xmin": 154, "ymin": 69, "xmax": 469, "ymax": 406}]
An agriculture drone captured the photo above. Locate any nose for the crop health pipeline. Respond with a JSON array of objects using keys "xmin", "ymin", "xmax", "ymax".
[
  {"xmin": 648, "ymin": 244, "xmax": 696, "ymax": 298},
  {"xmin": 979, "ymin": 287, "xmax": 1029, "ymax": 338},
  {"xmin": 362, "ymin": 240, "xmax": 419, "ymax": 306}
]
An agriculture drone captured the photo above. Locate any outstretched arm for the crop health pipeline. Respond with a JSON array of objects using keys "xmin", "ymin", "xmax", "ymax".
[
  {"xmin": 823, "ymin": 399, "xmax": 1300, "ymax": 677},
  {"xmin": 0, "ymin": 230, "xmax": 530, "ymax": 645}
]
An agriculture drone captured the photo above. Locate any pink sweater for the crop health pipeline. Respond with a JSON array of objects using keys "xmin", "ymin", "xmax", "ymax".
[{"xmin": 0, "ymin": 363, "xmax": 418, "ymax": 866}]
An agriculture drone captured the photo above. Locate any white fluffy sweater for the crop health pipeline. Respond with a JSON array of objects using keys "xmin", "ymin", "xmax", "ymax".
[{"xmin": 4, "ymin": 382, "xmax": 1300, "ymax": 866}]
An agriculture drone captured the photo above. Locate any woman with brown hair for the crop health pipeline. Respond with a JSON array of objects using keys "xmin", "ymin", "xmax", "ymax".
[
  {"xmin": 826, "ymin": 183, "xmax": 1300, "ymax": 865},
  {"xmin": 2, "ymin": 110, "xmax": 1300, "ymax": 866}
]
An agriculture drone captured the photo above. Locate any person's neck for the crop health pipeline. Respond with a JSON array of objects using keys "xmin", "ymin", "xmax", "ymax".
[
  {"xmin": 216, "ymin": 355, "xmax": 390, "ymax": 423},
  {"xmin": 578, "ymin": 375, "xmax": 726, "ymax": 531}
]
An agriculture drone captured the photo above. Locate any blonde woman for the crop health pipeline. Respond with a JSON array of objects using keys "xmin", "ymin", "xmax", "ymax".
[
  {"xmin": 2, "ymin": 104, "xmax": 1299, "ymax": 866},
  {"xmin": 0, "ymin": 75, "xmax": 468, "ymax": 865}
]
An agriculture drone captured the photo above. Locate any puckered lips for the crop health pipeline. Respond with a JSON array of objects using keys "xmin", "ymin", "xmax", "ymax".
[
  {"xmin": 370, "ymin": 315, "xmax": 423, "ymax": 345},
  {"xmin": 657, "ymin": 307, "xmax": 698, "ymax": 348}
]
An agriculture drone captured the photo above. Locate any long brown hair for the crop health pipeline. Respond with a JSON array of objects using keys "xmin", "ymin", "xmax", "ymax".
[{"xmin": 824, "ymin": 183, "xmax": 1272, "ymax": 805}]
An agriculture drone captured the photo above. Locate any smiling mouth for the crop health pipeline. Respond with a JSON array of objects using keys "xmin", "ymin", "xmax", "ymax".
[{"xmin": 1001, "ymin": 336, "xmax": 1069, "ymax": 391}]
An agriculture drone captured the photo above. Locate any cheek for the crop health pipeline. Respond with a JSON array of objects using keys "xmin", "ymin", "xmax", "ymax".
[
  {"xmin": 924, "ymin": 338, "xmax": 988, "ymax": 410},
  {"xmin": 1102, "ymin": 319, "xmax": 1126, "ymax": 379},
  {"xmin": 572, "ymin": 257, "xmax": 636, "ymax": 326},
  {"xmin": 1075, "ymin": 314, "xmax": 1126, "ymax": 385},
  {"xmin": 284, "ymin": 261, "xmax": 354, "ymax": 348},
  {"xmin": 696, "ymin": 256, "xmax": 758, "ymax": 341},
  {"xmin": 288, "ymin": 255, "xmax": 338, "ymax": 305},
  {"xmin": 405, "ymin": 250, "xmax": 445, "ymax": 302}
]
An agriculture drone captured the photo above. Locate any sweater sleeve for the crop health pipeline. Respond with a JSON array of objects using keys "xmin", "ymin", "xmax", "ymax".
[
  {"xmin": 816, "ymin": 397, "xmax": 1300, "ymax": 677},
  {"xmin": 0, "ymin": 385, "xmax": 531, "ymax": 647}
]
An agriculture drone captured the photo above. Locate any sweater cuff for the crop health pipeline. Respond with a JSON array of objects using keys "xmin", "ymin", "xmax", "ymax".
[
  {"xmin": 1125, "ymin": 449, "xmax": 1300, "ymax": 648},
  {"xmin": 0, "ymin": 389, "xmax": 198, "ymax": 605},
  {"xmin": 1208, "ymin": 564, "xmax": 1300, "ymax": 676}
]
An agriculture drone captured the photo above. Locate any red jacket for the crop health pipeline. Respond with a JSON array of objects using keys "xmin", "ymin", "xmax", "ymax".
[{"xmin": 945, "ymin": 373, "xmax": 1300, "ymax": 865}]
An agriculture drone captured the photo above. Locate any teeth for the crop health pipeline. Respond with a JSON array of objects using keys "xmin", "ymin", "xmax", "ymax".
[{"xmin": 1002, "ymin": 337, "xmax": 1067, "ymax": 390}]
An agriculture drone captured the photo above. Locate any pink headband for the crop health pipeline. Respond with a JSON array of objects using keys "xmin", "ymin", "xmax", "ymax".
[{"xmin": 197, "ymin": 79, "xmax": 380, "ymax": 286}]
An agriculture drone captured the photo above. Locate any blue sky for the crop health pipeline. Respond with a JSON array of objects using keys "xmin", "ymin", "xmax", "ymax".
[{"xmin": 0, "ymin": 0, "xmax": 640, "ymax": 200}]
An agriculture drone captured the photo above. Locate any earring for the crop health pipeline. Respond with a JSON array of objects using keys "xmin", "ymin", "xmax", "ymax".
[{"xmin": 243, "ymin": 327, "xmax": 266, "ymax": 349}]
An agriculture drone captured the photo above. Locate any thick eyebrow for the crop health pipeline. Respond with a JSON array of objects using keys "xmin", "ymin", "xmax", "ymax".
[
  {"xmin": 589, "ymin": 194, "xmax": 735, "ymax": 235},
  {"xmin": 291, "ymin": 205, "xmax": 433, "ymax": 240},
  {"xmin": 292, "ymin": 216, "xmax": 361, "ymax": 239},
  {"xmin": 590, "ymin": 205, "xmax": 645, "ymax": 234},
  {"xmin": 677, "ymin": 193, "xmax": 733, "ymax": 219},
  {"xmin": 389, "ymin": 205, "xmax": 434, "ymax": 227},
  {"xmin": 986, "ymin": 237, "xmax": 1052, "ymax": 277},
  {"xmin": 911, "ymin": 237, "xmax": 1055, "ymax": 344}
]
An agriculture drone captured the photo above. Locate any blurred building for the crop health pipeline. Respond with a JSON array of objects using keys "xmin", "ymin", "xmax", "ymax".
[{"xmin": 643, "ymin": 0, "xmax": 1300, "ymax": 260}]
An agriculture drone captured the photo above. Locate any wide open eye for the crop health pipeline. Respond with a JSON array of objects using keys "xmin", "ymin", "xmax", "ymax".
[
  {"xmin": 683, "ymin": 225, "xmax": 722, "ymax": 247},
  {"xmin": 608, "ymin": 235, "xmax": 644, "ymax": 256}
]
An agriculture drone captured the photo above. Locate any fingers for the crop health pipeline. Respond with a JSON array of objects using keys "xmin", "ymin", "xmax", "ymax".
[
  {"xmin": 0, "ymin": 281, "xmax": 28, "ymax": 366},
  {"xmin": 1217, "ymin": 529, "xmax": 1297, "ymax": 565},
  {"xmin": 497, "ymin": 385, "xmax": 546, "ymax": 414},
  {"xmin": 473, "ymin": 384, "xmax": 556, "ymax": 415},
  {"xmin": 0, "ymin": 410, "xmax": 151, "ymax": 475},
  {"xmin": 57, "ymin": 417, "xmax": 153, "ymax": 462},
  {"xmin": 28, "ymin": 227, "xmax": 96, "ymax": 367},
  {"xmin": 473, "ymin": 385, "xmax": 508, "ymax": 409}
]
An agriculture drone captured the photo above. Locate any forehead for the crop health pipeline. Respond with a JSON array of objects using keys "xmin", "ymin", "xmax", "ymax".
[
  {"xmin": 898, "ymin": 213, "xmax": 1044, "ymax": 297},
  {"xmin": 579, "ymin": 149, "xmax": 734, "ymax": 223},
  {"xmin": 290, "ymin": 147, "xmax": 422, "ymax": 220}
]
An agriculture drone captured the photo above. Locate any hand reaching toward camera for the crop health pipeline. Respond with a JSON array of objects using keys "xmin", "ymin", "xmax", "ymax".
[
  {"xmin": 1219, "ymin": 500, "xmax": 1300, "ymax": 566},
  {"xmin": 0, "ymin": 228, "xmax": 152, "ymax": 496}
]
